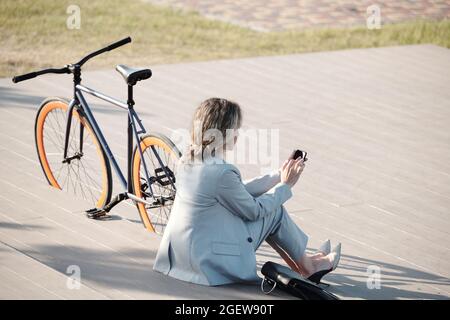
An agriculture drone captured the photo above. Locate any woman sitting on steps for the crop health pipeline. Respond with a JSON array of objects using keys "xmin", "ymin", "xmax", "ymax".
[{"xmin": 153, "ymin": 97, "xmax": 341, "ymax": 286}]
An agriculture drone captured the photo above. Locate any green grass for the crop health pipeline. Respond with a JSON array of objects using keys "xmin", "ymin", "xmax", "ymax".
[{"xmin": 1, "ymin": 0, "xmax": 449, "ymax": 77}]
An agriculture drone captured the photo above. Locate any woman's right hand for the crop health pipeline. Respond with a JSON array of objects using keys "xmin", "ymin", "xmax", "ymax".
[{"xmin": 280, "ymin": 158, "xmax": 305, "ymax": 188}]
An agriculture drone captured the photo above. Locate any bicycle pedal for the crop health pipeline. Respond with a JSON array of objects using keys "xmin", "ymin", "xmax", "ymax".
[
  {"xmin": 154, "ymin": 166, "xmax": 175, "ymax": 186},
  {"xmin": 85, "ymin": 208, "xmax": 110, "ymax": 220}
]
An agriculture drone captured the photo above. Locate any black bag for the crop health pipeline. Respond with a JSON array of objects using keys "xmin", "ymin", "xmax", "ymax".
[{"xmin": 261, "ymin": 261, "xmax": 339, "ymax": 300}]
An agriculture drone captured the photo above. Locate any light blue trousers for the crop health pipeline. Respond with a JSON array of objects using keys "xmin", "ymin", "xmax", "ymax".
[{"xmin": 246, "ymin": 205, "xmax": 309, "ymax": 262}]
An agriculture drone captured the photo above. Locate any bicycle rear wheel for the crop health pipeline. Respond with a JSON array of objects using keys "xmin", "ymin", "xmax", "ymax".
[
  {"xmin": 131, "ymin": 132, "xmax": 181, "ymax": 234},
  {"xmin": 35, "ymin": 98, "xmax": 112, "ymax": 208}
]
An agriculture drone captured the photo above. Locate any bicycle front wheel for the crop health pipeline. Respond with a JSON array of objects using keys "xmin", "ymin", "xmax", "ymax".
[
  {"xmin": 131, "ymin": 132, "xmax": 181, "ymax": 234},
  {"xmin": 34, "ymin": 98, "xmax": 112, "ymax": 208}
]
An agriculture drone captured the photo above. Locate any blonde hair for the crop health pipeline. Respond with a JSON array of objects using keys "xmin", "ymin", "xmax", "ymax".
[{"xmin": 182, "ymin": 98, "xmax": 242, "ymax": 163}]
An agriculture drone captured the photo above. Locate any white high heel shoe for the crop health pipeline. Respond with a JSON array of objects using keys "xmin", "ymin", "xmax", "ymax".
[
  {"xmin": 317, "ymin": 239, "xmax": 331, "ymax": 256},
  {"xmin": 330, "ymin": 243, "xmax": 341, "ymax": 271},
  {"xmin": 308, "ymin": 243, "xmax": 341, "ymax": 284}
]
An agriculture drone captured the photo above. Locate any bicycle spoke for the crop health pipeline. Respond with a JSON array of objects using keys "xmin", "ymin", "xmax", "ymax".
[
  {"xmin": 40, "ymin": 106, "xmax": 108, "ymax": 208},
  {"xmin": 138, "ymin": 140, "xmax": 178, "ymax": 234},
  {"xmin": 76, "ymin": 160, "xmax": 88, "ymax": 200}
]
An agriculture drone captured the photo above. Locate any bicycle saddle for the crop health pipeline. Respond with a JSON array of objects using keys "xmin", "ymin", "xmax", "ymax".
[{"xmin": 115, "ymin": 64, "xmax": 152, "ymax": 85}]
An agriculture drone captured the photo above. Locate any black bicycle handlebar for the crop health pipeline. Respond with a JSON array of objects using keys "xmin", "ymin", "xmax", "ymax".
[
  {"xmin": 76, "ymin": 36, "xmax": 131, "ymax": 66},
  {"xmin": 105, "ymin": 37, "xmax": 132, "ymax": 53},
  {"xmin": 12, "ymin": 36, "xmax": 132, "ymax": 83},
  {"xmin": 12, "ymin": 67, "xmax": 70, "ymax": 83},
  {"xmin": 12, "ymin": 72, "xmax": 38, "ymax": 83}
]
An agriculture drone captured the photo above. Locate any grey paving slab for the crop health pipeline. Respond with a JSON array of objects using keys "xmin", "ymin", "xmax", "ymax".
[
  {"xmin": 0, "ymin": 242, "xmax": 107, "ymax": 299},
  {"xmin": 0, "ymin": 44, "xmax": 450, "ymax": 299}
]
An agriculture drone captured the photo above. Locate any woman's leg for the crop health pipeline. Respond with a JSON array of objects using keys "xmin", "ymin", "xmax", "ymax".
[
  {"xmin": 267, "ymin": 238, "xmax": 334, "ymax": 277},
  {"xmin": 247, "ymin": 204, "xmax": 333, "ymax": 278},
  {"xmin": 266, "ymin": 237, "xmax": 303, "ymax": 274},
  {"xmin": 295, "ymin": 253, "xmax": 334, "ymax": 277}
]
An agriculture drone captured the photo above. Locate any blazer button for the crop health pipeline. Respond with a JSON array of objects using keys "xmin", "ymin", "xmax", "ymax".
[{"xmin": 247, "ymin": 237, "xmax": 253, "ymax": 243}]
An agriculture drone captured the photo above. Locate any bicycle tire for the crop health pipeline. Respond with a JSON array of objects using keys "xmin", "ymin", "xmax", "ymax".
[
  {"xmin": 34, "ymin": 97, "xmax": 112, "ymax": 208},
  {"xmin": 131, "ymin": 132, "xmax": 181, "ymax": 234}
]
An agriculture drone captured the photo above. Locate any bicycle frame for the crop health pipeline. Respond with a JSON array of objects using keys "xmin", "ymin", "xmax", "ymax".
[{"xmin": 61, "ymin": 83, "xmax": 176, "ymax": 209}]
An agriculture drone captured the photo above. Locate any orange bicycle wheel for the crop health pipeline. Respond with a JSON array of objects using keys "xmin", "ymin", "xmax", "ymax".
[
  {"xmin": 131, "ymin": 133, "xmax": 181, "ymax": 234},
  {"xmin": 35, "ymin": 97, "xmax": 112, "ymax": 208}
]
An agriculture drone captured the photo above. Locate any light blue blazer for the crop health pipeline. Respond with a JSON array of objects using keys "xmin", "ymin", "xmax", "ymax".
[{"xmin": 153, "ymin": 155, "xmax": 293, "ymax": 286}]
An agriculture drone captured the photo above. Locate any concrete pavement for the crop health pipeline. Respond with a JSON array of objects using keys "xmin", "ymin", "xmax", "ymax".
[{"xmin": 0, "ymin": 44, "xmax": 449, "ymax": 299}]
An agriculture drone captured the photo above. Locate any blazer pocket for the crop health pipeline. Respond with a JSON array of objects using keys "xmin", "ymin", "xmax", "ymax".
[{"xmin": 211, "ymin": 241, "xmax": 241, "ymax": 256}]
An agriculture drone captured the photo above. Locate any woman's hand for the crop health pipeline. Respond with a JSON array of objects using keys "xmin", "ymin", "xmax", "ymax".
[{"xmin": 280, "ymin": 158, "xmax": 305, "ymax": 188}]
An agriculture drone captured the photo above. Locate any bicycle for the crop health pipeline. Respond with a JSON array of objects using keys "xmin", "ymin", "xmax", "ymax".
[{"xmin": 12, "ymin": 37, "xmax": 181, "ymax": 234}]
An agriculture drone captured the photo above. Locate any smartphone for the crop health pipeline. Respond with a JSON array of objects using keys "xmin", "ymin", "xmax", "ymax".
[{"xmin": 290, "ymin": 149, "xmax": 308, "ymax": 161}]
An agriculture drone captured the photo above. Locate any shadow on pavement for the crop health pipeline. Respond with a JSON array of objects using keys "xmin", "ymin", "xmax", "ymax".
[
  {"xmin": 13, "ymin": 243, "xmax": 289, "ymax": 299},
  {"xmin": 255, "ymin": 243, "xmax": 450, "ymax": 300}
]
